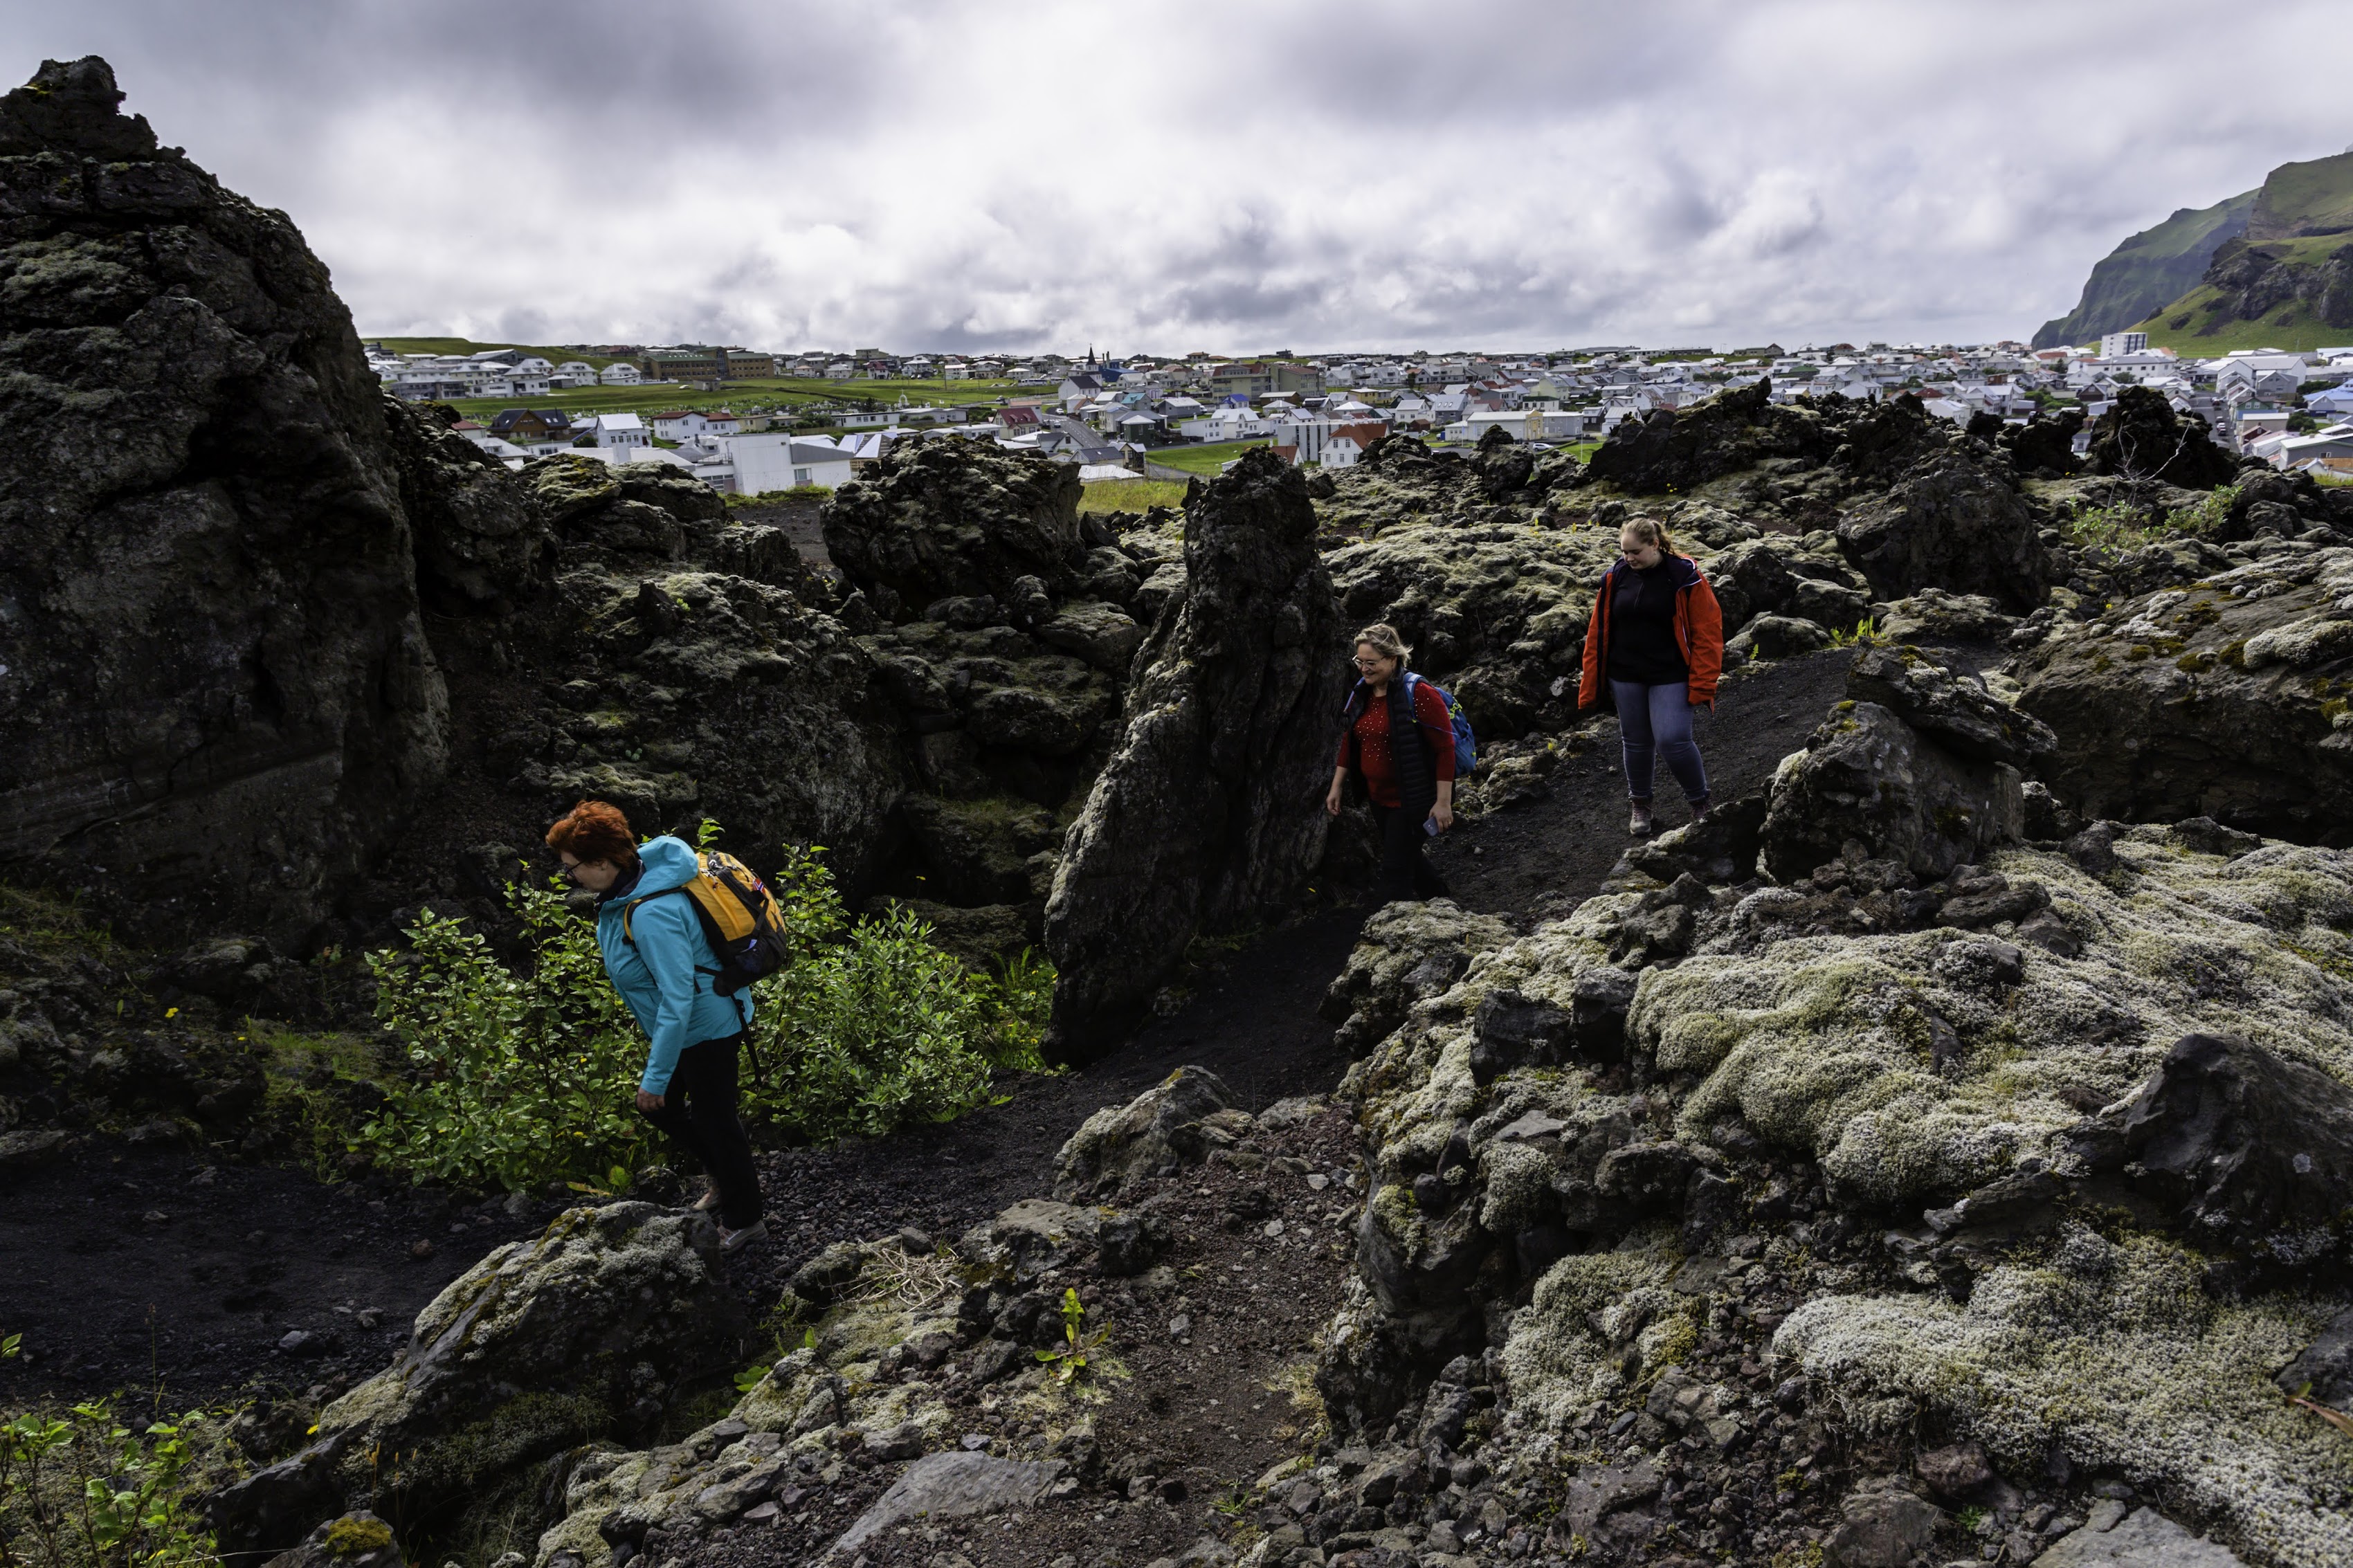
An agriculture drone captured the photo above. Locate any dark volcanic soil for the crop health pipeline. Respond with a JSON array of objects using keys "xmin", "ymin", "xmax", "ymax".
[
  {"xmin": 1, "ymin": 646, "xmax": 1885, "ymax": 1517},
  {"xmin": 1433, "ymin": 647, "xmax": 1857, "ymax": 915}
]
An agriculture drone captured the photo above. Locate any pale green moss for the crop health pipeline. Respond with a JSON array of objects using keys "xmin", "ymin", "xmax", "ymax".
[{"xmin": 1776, "ymin": 1229, "xmax": 2353, "ymax": 1568}]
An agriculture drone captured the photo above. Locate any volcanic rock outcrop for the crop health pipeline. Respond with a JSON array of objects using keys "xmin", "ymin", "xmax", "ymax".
[
  {"xmin": 0, "ymin": 57, "xmax": 447, "ymax": 945},
  {"xmin": 207, "ymin": 1203, "xmax": 744, "ymax": 1553},
  {"xmin": 2016, "ymin": 546, "xmax": 2353, "ymax": 841},
  {"xmin": 1044, "ymin": 450, "xmax": 1351, "ymax": 1056}
]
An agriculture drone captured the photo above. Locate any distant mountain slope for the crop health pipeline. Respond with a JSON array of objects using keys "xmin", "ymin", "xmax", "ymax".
[
  {"xmin": 2127, "ymin": 149, "xmax": 2353, "ymax": 354},
  {"xmin": 2249, "ymin": 148, "xmax": 2353, "ymax": 239},
  {"xmin": 2032, "ymin": 189, "xmax": 2255, "ymax": 349}
]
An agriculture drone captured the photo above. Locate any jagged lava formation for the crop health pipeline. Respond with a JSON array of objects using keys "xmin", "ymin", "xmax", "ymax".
[{"xmin": 10, "ymin": 51, "xmax": 2353, "ymax": 1568}]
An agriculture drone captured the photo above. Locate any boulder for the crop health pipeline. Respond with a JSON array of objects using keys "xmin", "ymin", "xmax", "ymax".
[
  {"xmin": 833, "ymin": 1452, "xmax": 1059, "ymax": 1555},
  {"xmin": 1759, "ymin": 701, "xmax": 2026, "ymax": 883},
  {"xmin": 259, "ymin": 1512, "xmax": 403, "ymax": 1568},
  {"xmin": 2274, "ymin": 1303, "xmax": 2353, "ymax": 1405},
  {"xmin": 1875, "ymin": 588, "xmax": 2018, "ymax": 646},
  {"xmin": 0, "ymin": 57, "xmax": 447, "ymax": 943},
  {"xmin": 822, "ymin": 441, "xmax": 1087, "ymax": 612},
  {"xmin": 298, "ymin": 1203, "xmax": 745, "ymax": 1522},
  {"xmin": 1835, "ymin": 454, "xmax": 2051, "ymax": 611},
  {"xmin": 1582, "ymin": 378, "xmax": 1833, "ymax": 494},
  {"xmin": 2087, "ymin": 386, "xmax": 2240, "ymax": 492},
  {"xmin": 2105, "ymin": 1033, "xmax": 2353, "ymax": 1262},
  {"xmin": 2031, "ymin": 1506, "xmax": 2246, "ymax": 1567},
  {"xmin": 1844, "ymin": 645, "xmax": 2056, "ymax": 767},
  {"xmin": 1617, "ymin": 788, "xmax": 1768, "ymax": 885},
  {"xmin": 2015, "ymin": 550, "xmax": 2353, "ymax": 841},
  {"xmin": 1824, "ymin": 1488, "xmax": 1943, "ymax": 1568},
  {"xmin": 1053, "ymin": 1066, "xmax": 1247, "ymax": 1199},
  {"xmin": 1727, "ymin": 614, "xmax": 1830, "ymax": 661},
  {"xmin": 381, "ymin": 397, "xmax": 551, "ymax": 606},
  {"xmin": 1044, "ymin": 450, "xmax": 1350, "ymax": 1055}
]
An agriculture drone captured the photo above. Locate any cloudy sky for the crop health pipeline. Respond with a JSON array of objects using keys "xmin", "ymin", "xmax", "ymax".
[{"xmin": 10, "ymin": 1, "xmax": 2347, "ymax": 354}]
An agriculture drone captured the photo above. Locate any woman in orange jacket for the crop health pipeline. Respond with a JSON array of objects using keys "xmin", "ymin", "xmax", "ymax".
[{"xmin": 1577, "ymin": 518, "xmax": 1725, "ymax": 837}]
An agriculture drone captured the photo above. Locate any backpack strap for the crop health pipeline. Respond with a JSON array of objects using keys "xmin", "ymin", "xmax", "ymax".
[{"xmin": 620, "ymin": 886, "xmax": 723, "ymax": 977}]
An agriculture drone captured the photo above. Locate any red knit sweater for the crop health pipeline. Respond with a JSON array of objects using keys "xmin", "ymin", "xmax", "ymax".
[{"xmin": 1336, "ymin": 680, "xmax": 1457, "ymax": 807}]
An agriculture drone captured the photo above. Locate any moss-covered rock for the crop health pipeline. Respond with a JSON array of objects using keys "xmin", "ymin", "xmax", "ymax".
[{"xmin": 2017, "ymin": 548, "xmax": 2353, "ymax": 842}]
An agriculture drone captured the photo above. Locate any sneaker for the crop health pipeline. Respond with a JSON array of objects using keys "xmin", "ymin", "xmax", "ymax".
[
  {"xmin": 691, "ymin": 1181, "xmax": 722, "ymax": 1214},
  {"xmin": 1628, "ymin": 799, "xmax": 1655, "ymax": 837},
  {"xmin": 718, "ymin": 1219, "xmax": 769, "ymax": 1255}
]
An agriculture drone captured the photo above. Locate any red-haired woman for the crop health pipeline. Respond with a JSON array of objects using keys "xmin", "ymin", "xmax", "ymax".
[{"xmin": 546, "ymin": 801, "xmax": 766, "ymax": 1252}]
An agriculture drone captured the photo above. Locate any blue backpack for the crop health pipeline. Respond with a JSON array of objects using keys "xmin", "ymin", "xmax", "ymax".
[{"xmin": 1347, "ymin": 672, "xmax": 1475, "ymax": 774}]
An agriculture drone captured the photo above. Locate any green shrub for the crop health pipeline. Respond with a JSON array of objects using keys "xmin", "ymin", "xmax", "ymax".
[
  {"xmin": 358, "ymin": 877, "xmax": 651, "ymax": 1193},
  {"xmin": 0, "ymin": 1337, "xmax": 221, "ymax": 1568},
  {"xmin": 2066, "ymin": 482, "xmax": 2239, "ymax": 554},
  {"xmin": 356, "ymin": 839, "xmax": 1051, "ymax": 1191}
]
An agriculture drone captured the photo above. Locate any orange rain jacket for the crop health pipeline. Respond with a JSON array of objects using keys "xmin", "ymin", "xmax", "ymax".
[{"xmin": 1577, "ymin": 553, "xmax": 1726, "ymax": 713}]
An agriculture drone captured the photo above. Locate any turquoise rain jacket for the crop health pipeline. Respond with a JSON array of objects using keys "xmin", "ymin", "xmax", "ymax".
[{"xmin": 594, "ymin": 835, "xmax": 754, "ymax": 1095}]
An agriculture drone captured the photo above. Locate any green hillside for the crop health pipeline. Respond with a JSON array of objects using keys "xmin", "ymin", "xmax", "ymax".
[
  {"xmin": 2131, "ymin": 229, "xmax": 2353, "ymax": 354},
  {"xmin": 2032, "ymin": 188, "xmax": 2255, "ymax": 349},
  {"xmin": 2109, "ymin": 149, "xmax": 2353, "ymax": 355},
  {"xmin": 2249, "ymin": 149, "xmax": 2353, "ymax": 239}
]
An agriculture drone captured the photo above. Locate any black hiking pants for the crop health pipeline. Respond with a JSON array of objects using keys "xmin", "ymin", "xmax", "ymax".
[
  {"xmin": 1370, "ymin": 800, "xmax": 1450, "ymax": 907},
  {"xmin": 638, "ymin": 1032, "xmax": 764, "ymax": 1230}
]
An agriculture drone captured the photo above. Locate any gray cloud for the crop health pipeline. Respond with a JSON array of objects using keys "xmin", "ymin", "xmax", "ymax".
[{"xmin": 6, "ymin": 0, "xmax": 2345, "ymax": 351}]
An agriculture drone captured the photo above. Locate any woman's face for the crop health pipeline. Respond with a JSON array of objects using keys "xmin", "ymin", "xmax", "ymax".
[
  {"xmin": 560, "ymin": 853, "xmax": 624, "ymax": 893},
  {"xmin": 1353, "ymin": 643, "xmax": 1398, "ymax": 684},
  {"xmin": 1619, "ymin": 529, "xmax": 1662, "ymax": 569}
]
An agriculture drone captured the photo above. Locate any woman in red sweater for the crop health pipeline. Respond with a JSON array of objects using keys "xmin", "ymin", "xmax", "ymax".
[{"xmin": 1325, "ymin": 622, "xmax": 1456, "ymax": 905}]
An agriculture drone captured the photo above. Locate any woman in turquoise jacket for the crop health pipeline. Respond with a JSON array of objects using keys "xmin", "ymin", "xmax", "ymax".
[{"xmin": 546, "ymin": 801, "xmax": 767, "ymax": 1252}]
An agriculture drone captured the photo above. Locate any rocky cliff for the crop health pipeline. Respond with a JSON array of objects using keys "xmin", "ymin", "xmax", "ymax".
[
  {"xmin": 1045, "ymin": 450, "xmax": 1350, "ymax": 1055},
  {"xmin": 0, "ymin": 57, "xmax": 447, "ymax": 946}
]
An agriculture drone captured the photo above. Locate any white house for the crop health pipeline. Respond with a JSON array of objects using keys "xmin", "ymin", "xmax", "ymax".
[
  {"xmin": 551, "ymin": 361, "xmax": 599, "ymax": 388},
  {"xmin": 651, "ymin": 409, "xmax": 741, "ymax": 441},
  {"xmin": 2100, "ymin": 331, "xmax": 2148, "ymax": 358},
  {"xmin": 599, "ymin": 363, "xmax": 644, "ymax": 386},
  {"xmin": 1322, "ymin": 435, "xmax": 1366, "ymax": 468},
  {"xmin": 588, "ymin": 412, "xmax": 651, "ymax": 450}
]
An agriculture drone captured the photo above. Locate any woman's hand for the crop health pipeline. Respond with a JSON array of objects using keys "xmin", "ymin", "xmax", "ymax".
[
  {"xmin": 1430, "ymin": 800, "xmax": 1454, "ymax": 832},
  {"xmin": 1326, "ymin": 766, "xmax": 1348, "ymax": 817},
  {"xmin": 636, "ymin": 1089, "xmax": 664, "ymax": 1113}
]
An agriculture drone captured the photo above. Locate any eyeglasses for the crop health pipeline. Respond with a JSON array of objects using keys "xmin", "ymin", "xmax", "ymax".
[{"xmin": 1352, "ymin": 656, "xmax": 1391, "ymax": 668}]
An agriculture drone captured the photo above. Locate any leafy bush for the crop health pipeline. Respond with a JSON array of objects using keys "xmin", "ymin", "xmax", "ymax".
[
  {"xmin": 358, "ymin": 878, "xmax": 651, "ymax": 1193},
  {"xmin": 0, "ymin": 1336, "xmax": 220, "ymax": 1568},
  {"xmin": 356, "ymin": 837, "xmax": 1051, "ymax": 1191},
  {"xmin": 2065, "ymin": 482, "xmax": 2239, "ymax": 554}
]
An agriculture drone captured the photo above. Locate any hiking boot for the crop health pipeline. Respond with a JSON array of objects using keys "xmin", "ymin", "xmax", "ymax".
[
  {"xmin": 1689, "ymin": 795, "xmax": 1711, "ymax": 822},
  {"xmin": 718, "ymin": 1219, "xmax": 769, "ymax": 1255},
  {"xmin": 691, "ymin": 1180, "xmax": 722, "ymax": 1214},
  {"xmin": 1628, "ymin": 799, "xmax": 1655, "ymax": 837}
]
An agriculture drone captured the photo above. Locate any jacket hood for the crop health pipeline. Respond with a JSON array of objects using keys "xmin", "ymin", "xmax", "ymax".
[{"xmin": 633, "ymin": 835, "xmax": 701, "ymax": 895}]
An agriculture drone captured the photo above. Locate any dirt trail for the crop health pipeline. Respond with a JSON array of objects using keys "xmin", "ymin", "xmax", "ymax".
[{"xmin": 1, "ymin": 648, "xmax": 1873, "ymax": 1526}]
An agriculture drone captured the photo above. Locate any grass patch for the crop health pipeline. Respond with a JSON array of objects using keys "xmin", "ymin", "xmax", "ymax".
[
  {"xmin": 1145, "ymin": 439, "xmax": 1271, "ymax": 476},
  {"xmin": 1079, "ymin": 479, "xmax": 1188, "ymax": 514}
]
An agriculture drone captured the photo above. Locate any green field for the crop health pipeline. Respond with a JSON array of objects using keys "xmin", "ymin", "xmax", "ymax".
[
  {"xmin": 1145, "ymin": 439, "xmax": 1271, "ymax": 475},
  {"xmin": 1079, "ymin": 478, "xmax": 1189, "ymax": 515},
  {"xmin": 430, "ymin": 375, "xmax": 1029, "ymax": 424}
]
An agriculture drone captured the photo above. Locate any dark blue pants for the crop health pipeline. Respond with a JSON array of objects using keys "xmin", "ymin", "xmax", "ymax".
[{"xmin": 1611, "ymin": 680, "xmax": 1709, "ymax": 804}]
